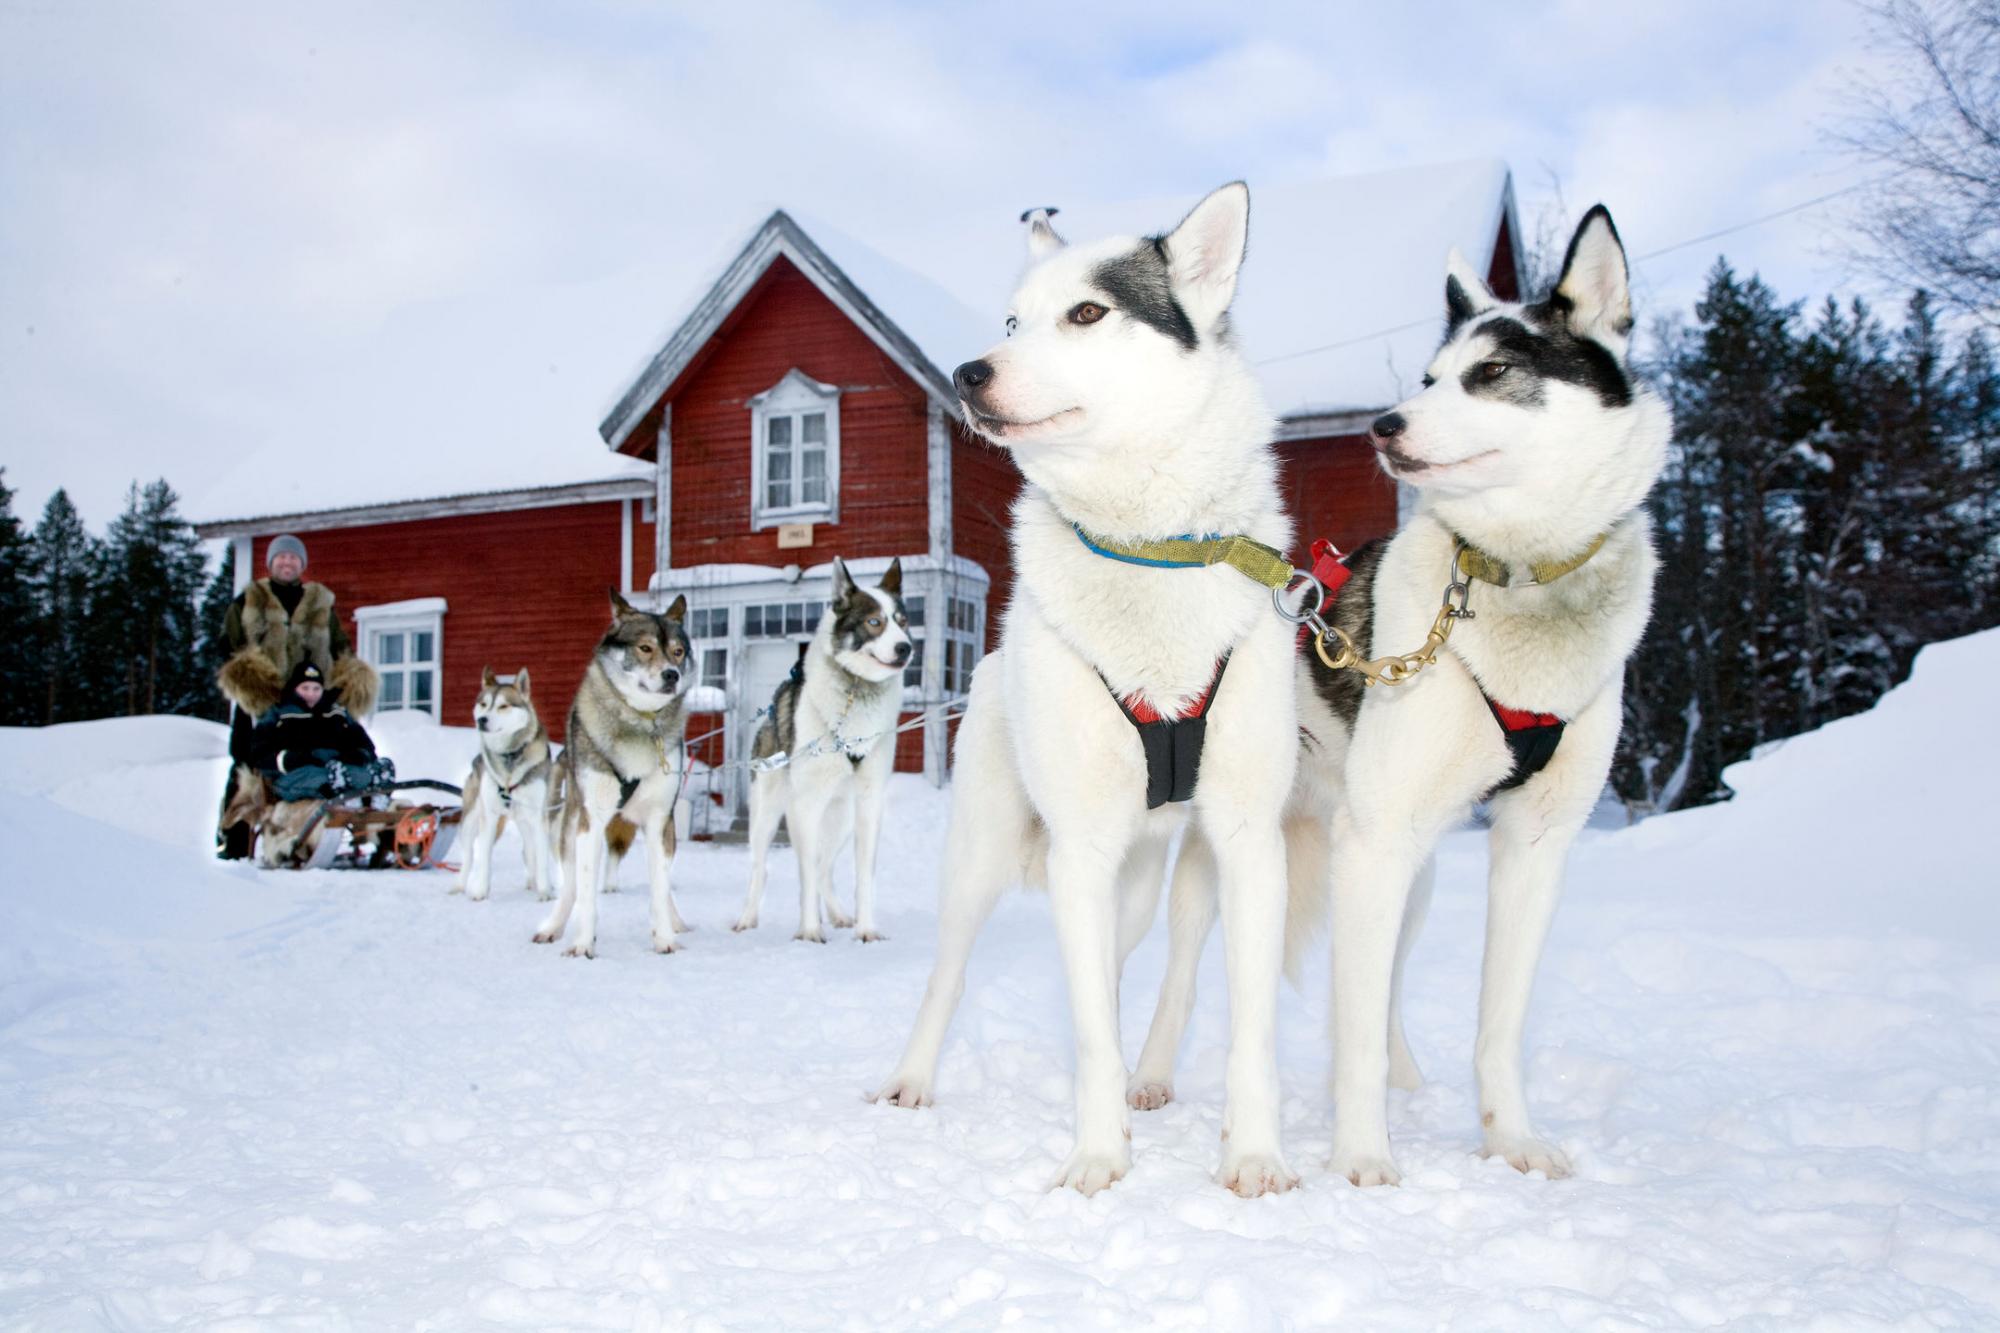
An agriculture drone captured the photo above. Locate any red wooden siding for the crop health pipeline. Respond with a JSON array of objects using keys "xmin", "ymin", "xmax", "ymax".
[
  {"xmin": 1276, "ymin": 434, "xmax": 1400, "ymax": 562},
  {"xmin": 624, "ymin": 256, "xmax": 933, "ymax": 571},
  {"xmin": 950, "ymin": 420, "xmax": 1020, "ymax": 653},
  {"xmin": 291, "ymin": 501, "xmax": 627, "ymax": 744}
]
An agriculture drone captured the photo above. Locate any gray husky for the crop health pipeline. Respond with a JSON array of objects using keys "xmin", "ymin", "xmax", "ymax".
[
  {"xmin": 532, "ymin": 591, "xmax": 695, "ymax": 958},
  {"xmin": 732, "ymin": 557, "xmax": 913, "ymax": 943}
]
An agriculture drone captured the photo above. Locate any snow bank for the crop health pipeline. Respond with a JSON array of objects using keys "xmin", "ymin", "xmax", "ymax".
[{"xmin": 0, "ymin": 631, "xmax": 1995, "ymax": 1328}]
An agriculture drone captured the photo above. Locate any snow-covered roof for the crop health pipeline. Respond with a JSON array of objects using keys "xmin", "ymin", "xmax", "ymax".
[
  {"xmin": 598, "ymin": 208, "xmax": 990, "ymax": 452},
  {"xmin": 194, "ymin": 160, "xmax": 1512, "ymax": 532}
]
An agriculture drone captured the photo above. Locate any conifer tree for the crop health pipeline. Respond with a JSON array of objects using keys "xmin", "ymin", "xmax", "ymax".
[{"xmin": 0, "ymin": 471, "xmax": 38, "ymax": 725}]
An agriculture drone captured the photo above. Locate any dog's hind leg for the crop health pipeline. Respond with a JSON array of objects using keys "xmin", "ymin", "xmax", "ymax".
[
  {"xmin": 873, "ymin": 675, "xmax": 1027, "ymax": 1109},
  {"xmin": 1129, "ymin": 828, "xmax": 1217, "ymax": 1111},
  {"xmin": 1388, "ymin": 856, "xmax": 1434, "ymax": 1092},
  {"xmin": 521, "ymin": 802, "xmax": 553, "ymax": 901},
  {"xmin": 735, "ymin": 771, "xmax": 786, "ymax": 932}
]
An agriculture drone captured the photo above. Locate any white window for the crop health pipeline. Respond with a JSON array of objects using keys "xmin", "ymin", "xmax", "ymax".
[
  {"xmin": 354, "ymin": 597, "xmax": 446, "ymax": 719},
  {"xmin": 903, "ymin": 592, "xmax": 982, "ymax": 696},
  {"xmin": 748, "ymin": 369, "xmax": 841, "ymax": 529},
  {"xmin": 690, "ymin": 606, "xmax": 730, "ymax": 691}
]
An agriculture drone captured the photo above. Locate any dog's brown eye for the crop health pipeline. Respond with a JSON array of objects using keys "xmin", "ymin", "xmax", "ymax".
[
  {"xmin": 1068, "ymin": 302, "xmax": 1107, "ymax": 325},
  {"xmin": 636, "ymin": 642, "xmax": 655, "ymax": 659},
  {"xmin": 1481, "ymin": 361, "xmax": 1509, "ymax": 380}
]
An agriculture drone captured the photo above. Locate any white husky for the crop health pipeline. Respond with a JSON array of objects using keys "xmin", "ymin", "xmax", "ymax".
[
  {"xmin": 1133, "ymin": 206, "xmax": 1670, "ymax": 1187},
  {"xmin": 452, "ymin": 667, "xmax": 558, "ymax": 903},
  {"xmin": 733, "ymin": 557, "xmax": 913, "ymax": 943},
  {"xmin": 873, "ymin": 184, "xmax": 1304, "ymax": 1196}
]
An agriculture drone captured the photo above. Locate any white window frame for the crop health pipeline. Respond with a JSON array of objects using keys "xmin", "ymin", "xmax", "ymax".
[
  {"xmin": 354, "ymin": 597, "xmax": 446, "ymax": 721},
  {"xmin": 748, "ymin": 368, "xmax": 841, "ymax": 530}
]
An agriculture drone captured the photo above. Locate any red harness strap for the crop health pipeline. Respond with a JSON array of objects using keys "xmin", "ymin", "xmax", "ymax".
[{"xmin": 1300, "ymin": 537, "xmax": 1565, "ymax": 790}]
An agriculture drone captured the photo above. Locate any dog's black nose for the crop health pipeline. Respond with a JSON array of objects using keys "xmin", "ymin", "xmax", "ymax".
[
  {"xmin": 663, "ymin": 669, "xmax": 680, "ymax": 689},
  {"xmin": 953, "ymin": 360, "xmax": 994, "ymax": 396},
  {"xmin": 477, "ymin": 717, "xmax": 490, "ymax": 731},
  {"xmin": 892, "ymin": 641, "xmax": 912, "ymax": 665},
  {"xmin": 1370, "ymin": 412, "xmax": 1406, "ymax": 441}
]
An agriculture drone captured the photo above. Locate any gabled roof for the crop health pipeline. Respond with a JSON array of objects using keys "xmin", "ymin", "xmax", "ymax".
[{"xmin": 598, "ymin": 210, "xmax": 989, "ymax": 452}]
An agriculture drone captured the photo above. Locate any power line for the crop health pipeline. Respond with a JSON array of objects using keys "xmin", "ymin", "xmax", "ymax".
[{"xmin": 1256, "ymin": 175, "xmax": 1886, "ymax": 370}]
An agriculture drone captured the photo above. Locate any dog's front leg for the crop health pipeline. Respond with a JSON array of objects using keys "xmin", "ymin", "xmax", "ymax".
[
  {"xmin": 562, "ymin": 810, "xmax": 609, "ymax": 959},
  {"xmin": 1206, "ymin": 814, "xmax": 1297, "ymax": 1196},
  {"xmin": 463, "ymin": 804, "xmax": 499, "ymax": 902},
  {"xmin": 850, "ymin": 758, "xmax": 891, "ymax": 942},
  {"xmin": 1046, "ymin": 836, "xmax": 1131, "ymax": 1194},
  {"xmin": 791, "ymin": 783, "xmax": 838, "ymax": 943},
  {"xmin": 531, "ymin": 799, "xmax": 578, "ymax": 945},
  {"xmin": 645, "ymin": 808, "xmax": 679, "ymax": 954},
  {"xmin": 1327, "ymin": 804, "xmax": 1426, "ymax": 1187}
]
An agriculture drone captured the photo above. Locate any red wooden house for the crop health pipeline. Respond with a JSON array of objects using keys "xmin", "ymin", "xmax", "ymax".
[{"xmin": 195, "ymin": 160, "xmax": 1522, "ymax": 827}]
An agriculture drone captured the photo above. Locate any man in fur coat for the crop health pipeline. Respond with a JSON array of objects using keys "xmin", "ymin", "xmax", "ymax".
[{"xmin": 214, "ymin": 534, "xmax": 379, "ymax": 858}]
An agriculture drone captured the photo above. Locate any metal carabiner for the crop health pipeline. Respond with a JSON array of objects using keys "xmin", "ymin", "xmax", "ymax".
[{"xmin": 1273, "ymin": 568, "xmax": 1326, "ymax": 625}]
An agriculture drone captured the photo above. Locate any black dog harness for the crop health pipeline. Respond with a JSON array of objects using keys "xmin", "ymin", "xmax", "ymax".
[{"xmin": 1101, "ymin": 655, "xmax": 1232, "ymax": 810}]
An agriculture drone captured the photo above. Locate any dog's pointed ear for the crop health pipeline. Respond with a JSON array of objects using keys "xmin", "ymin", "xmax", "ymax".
[
  {"xmin": 1021, "ymin": 206, "xmax": 1065, "ymax": 260},
  {"xmin": 609, "ymin": 587, "xmax": 639, "ymax": 620},
  {"xmin": 1445, "ymin": 247, "xmax": 1498, "ymax": 335},
  {"xmin": 514, "ymin": 667, "xmax": 531, "ymax": 697},
  {"xmin": 830, "ymin": 556, "xmax": 856, "ymax": 601},
  {"xmin": 1163, "ymin": 181, "xmax": 1250, "ymax": 333},
  {"xmin": 662, "ymin": 594, "xmax": 687, "ymax": 623},
  {"xmin": 878, "ymin": 557, "xmax": 902, "ymax": 597},
  {"xmin": 481, "ymin": 665, "xmax": 498, "ymax": 691},
  {"xmin": 1551, "ymin": 205, "xmax": 1632, "ymax": 354}
]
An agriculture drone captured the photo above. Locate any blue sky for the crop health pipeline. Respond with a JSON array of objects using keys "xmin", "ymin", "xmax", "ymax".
[{"xmin": 1, "ymin": 0, "xmax": 1892, "ymax": 528}]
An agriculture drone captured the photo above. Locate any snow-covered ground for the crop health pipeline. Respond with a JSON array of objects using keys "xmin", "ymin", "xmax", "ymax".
[{"xmin": 3, "ymin": 633, "xmax": 1998, "ymax": 1329}]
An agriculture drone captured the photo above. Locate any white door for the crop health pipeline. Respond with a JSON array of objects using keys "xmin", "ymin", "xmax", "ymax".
[{"xmin": 736, "ymin": 641, "xmax": 802, "ymax": 810}]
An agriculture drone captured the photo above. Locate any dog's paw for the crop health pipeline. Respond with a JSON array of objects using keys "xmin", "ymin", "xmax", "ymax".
[
  {"xmin": 651, "ymin": 935, "xmax": 680, "ymax": 955},
  {"xmin": 731, "ymin": 914, "xmax": 758, "ymax": 933},
  {"xmin": 1126, "ymin": 1079, "xmax": 1173, "ymax": 1111},
  {"xmin": 531, "ymin": 926, "xmax": 560, "ymax": 944},
  {"xmin": 1329, "ymin": 1148, "xmax": 1402, "ymax": 1188},
  {"xmin": 1482, "ymin": 1134, "xmax": 1572, "ymax": 1180},
  {"xmin": 1050, "ymin": 1147, "xmax": 1129, "ymax": 1196},
  {"xmin": 1216, "ymin": 1150, "xmax": 1297, "ymax": 1198},
  {"xmin": 561, "ymin": 941, "xmax": 595, "ymax": 960},
  {"xmin": 466, "ymin": 888, "xmax": 489, "ymax": 903},
  {"xmin": 826, "ymin": 909, "xmax": 856, "ymax": 930},
  {"xmin": 869, "ymin": 1074, "xmax": 933, "ymax": 1109},
  {"xmin": 855, "ymin": 929, "xmax": 887, "ymax": 944},
  {"xmin": 794, "ymin": 928, "xmax": 827, "ymax": 944},
  {"xmin": 448, "ymin": 882, "xmax": 466, "ymax": 896}
]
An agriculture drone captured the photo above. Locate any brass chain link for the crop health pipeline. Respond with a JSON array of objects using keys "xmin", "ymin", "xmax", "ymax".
[{"xmin": 1276, "ymin": 543, "xmax": 1478, "ymax": 689}]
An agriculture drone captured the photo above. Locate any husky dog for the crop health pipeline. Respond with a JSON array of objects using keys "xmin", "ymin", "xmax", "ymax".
[
  {"xmin": 1134, "ymin": 207, "xmax": 1669, "ymax": 1187},
  {"xmin": 873, "ymin": 185, "xmax": 1303, "ymax": 1197},
  {"xmin": 733, "ymin": 557, "xmax": 912, "ymax": 943},
  {"xmin": 532, "ymin": 591, "xmax": 694, "ymax": 958},
  {"xmin": 452, "ymin": 667, "xmax": 557, "ymax": 902}
]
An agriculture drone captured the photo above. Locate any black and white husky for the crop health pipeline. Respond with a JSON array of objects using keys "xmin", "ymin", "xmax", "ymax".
[
  {"xmin": 532, "ymin": 591, "xmax": 695, "ymax": 958},
  {"xmin": 452, "ymin": 667, "xmax": 557, "ymax": 902},
  {"xmin": 873, "ymin": 185, "xmax": 1304, "ymax": 1196},
  {"xmin": 1136, "ymin": 207, "xmax": 1670, "ymax": 1187},
  {"xmin": 732, "ymin": 557, "xmax": 912, "ymax": 943}
]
